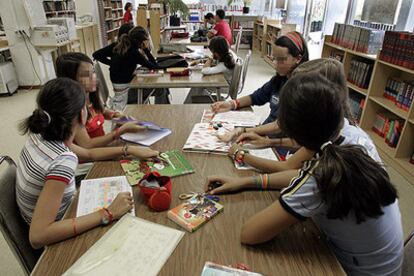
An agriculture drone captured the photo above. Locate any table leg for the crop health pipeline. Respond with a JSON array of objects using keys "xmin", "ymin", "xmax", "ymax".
[
  {"xmin": 216, "ymin": 88, "xmax": 221, "ymax": 102},
  {"xmin": 137, "ymin": 88, "xmax": 143, "ymax": 104}
]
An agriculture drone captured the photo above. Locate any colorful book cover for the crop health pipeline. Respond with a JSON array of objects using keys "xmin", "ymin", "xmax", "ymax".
[
  {"xmin": 168, "ymin": 195, "xmax": 223, "ymax": 232},
  {"xmin": 120, "ymin": 150, "xmax": 194, "ymax": 186},
  {"xmin": 201, "ymin": 262, "xmax": 264, "ymax": 276},
  {"xmin": 183, "ymin": 123, "xmax": 233, "ymax": 154}
]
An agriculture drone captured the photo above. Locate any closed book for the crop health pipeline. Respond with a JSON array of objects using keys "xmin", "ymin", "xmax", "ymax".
[{"xmin": 168, "ymin": 195, "xmax": 223, "ymax": 232}]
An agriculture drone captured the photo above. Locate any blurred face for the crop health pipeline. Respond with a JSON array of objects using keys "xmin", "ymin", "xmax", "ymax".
[
  {"xmin": 214, "ymin": 15, "xmax": 221, "ymax": 22},
  {"xmin": 207, "ymin": 18, "xmax": 215, "ymax": 25},
  {"xmin": 77, "ymin": 62, "xmax": 96, "ymax": 93},
  {"xmin": 272, "ymin": 45, "xmax": 302, "ymax": 77},
  {"xmin": 128, "ymin": 6, "xmax": 132, "ymax": 12}
]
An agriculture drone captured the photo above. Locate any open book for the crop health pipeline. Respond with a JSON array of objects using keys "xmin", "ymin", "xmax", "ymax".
[
  {"xmin": 121, "ymin": 122, "xmax": 172, "ymax": 146},
  {"xmin": 63, "ymin": 215, "xmax": 184, "ymax": 276},
  {"xmin": 183, "ymin": 123, "xmax": 233, "ymax": 154},
  {"xmin": 234, "ymin": 148, "xmax": 279, "ymax": 171}
]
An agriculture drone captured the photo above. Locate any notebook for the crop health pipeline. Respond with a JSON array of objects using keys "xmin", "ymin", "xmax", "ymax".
[
  {"xmin": 201, "ymin": 262, "xmax": 264, "ymax": 276},
  {"xmin": 234, "ymin": 148, "xmax": 279, "ymax": 171},
  {"xmin": 77, "ymin": 176, "xmax": 133, "ymax": 217},
  {"xmin": 201, "ymin": 110, "xmax": 261, "ymax": 127},
  {"xmin": 183, "ymin": 123, "xmax": 233, "ymax": 154},
  {"xmin": 121, "ymin": 127, "xmax": 172, "ymax": 146},
  {"xmin": 120, "ymin": 150, "xmax": 194, "ymax": 186},
  {"xmin": 168, "ymin": 194, "xmax": 223, "ymax": 232},
  {"xmin": 62, "ymin": 215, "xmax": 184, "ymax": 276}
]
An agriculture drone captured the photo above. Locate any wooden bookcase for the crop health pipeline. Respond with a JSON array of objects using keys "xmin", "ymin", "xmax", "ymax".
[
  {"xmin": 149, "ymin": 7, "xmax": 168, "ymax": 52},
  {"xmin": 322, "ymin": 35, "xmax": 414, "ymax": 185},
  {"xmin": 102, "ymin": 0, "xmax": 124, "ymax": 44},
  {"xmin": 228, "ymin": 15, "xmax": 257, "ymax": 49},
  {"xmin": 136, "ymin": 6, "xmax": 149, "ymax": 28},
  {"xmin": 42, "ymin": 0, "xmax": 76, "ymax": 21},
  {"xmin": 252, "ymin": 21, "xmax": 264, "ymax": 55}
]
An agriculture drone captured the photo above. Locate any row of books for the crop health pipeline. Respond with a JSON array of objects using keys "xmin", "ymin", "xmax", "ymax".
[
  {"xmin": 372, "ymin": 113, "xmax": 403, "ymax": 148},
  {"xmin": 383, "ymin": 78, "xmax": 414, "ymax": 111},
  {"xmin": 379, "ymin": 31, "xmax": 414, "ymax": 70},
  {"xmin": 353, "ymin": 20, "xmax": 394, "ymax": 31},
  {"xmin": 331, "ymin": 23, "xmax": 385, "ymax": 54},
  {"xmin": 347, "ymin": 59, "xmax": 373, "ymax": 89},
  {"xmin": 43, "ymin": 0, "xmax": 75, "ymax": 12},
  {"xmin": 349, "ymin": 94, "xmax": 365, "ymax": 123},
  {"xmin": 328, "ymin": 49, "xmax": 344, "ymax": 62}
]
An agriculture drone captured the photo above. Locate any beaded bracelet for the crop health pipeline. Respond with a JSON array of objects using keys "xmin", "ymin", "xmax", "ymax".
[
  {"xmin": 122, "ymin": 143, "xmax": 129, "ymax": 158},
  {"xmin": 252, "ymin": 174, "xmax": 269, "ymax": 190}
]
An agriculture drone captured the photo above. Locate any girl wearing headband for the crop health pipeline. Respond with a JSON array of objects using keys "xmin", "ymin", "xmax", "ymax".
[
  {"xmin": 213, "ymin": 31, "xmax": 309, "ymax": 143},
  {"xmin": 16, "ymin": 78, "xmax": 155, "ymax": 248},
  {"xmin": 241, "ymin": 73, "xmax": 403, "ymax": 275}
]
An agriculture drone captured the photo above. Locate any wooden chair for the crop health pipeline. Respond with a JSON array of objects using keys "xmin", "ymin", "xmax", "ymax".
[{"xmin": 0, "ymin": 156, "xmax": 42, "ymax": 275}]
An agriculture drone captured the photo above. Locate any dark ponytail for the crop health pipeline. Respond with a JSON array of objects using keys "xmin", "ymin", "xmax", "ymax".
[
  {"xmin": 19, "ymin": 78, "xmax": 86, "ymax": 142},
  {"xmin": 278, "ymin": 72, "xmax": 397, "ymax": 223},
  {"xmin": 113, "ymin": 26, "xmax": 148, "ymax": 56},
  {"xmin": 208, "ymin": 36, "xmax": 235, "ymax": 69}
]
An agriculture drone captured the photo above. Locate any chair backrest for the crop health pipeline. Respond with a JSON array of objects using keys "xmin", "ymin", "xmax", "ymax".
[
  {"xmin": 234, "ymin": 27, "xmax": 243, "ymax": 54},
  {"xmin": 238, "ymin": 50, "xmax": 252, "ymax": 95},
  {"xmin": 227, "ymin": 57, "xmax": 243, "ymax": 100},
  {"xmin": 403, "ymin": 230, "xmax": 414, "ymax": 276},
  {"xmin": 0, "ymin": 156, "xmax": 42, "ymax": 275},
  {"xmin": 95, "ymin": 62, "xmax": 110, "ymax": 106}
]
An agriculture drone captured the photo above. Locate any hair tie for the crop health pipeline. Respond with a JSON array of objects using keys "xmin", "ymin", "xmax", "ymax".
[
  {"xmin": 320, "ymin": 141, "xmax": 332, "ymax": 151},
  {"xmin": 284, "ymin": 32, "xmax": 304, "ymax": 53},
  {"xmin": 42, "ymin": 110, "xmax": 52, "ymax": 125}
]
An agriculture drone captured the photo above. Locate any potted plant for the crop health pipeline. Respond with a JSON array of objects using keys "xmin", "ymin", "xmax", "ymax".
[
  {"xmin": 228, "ymin": 0, "xmax": 251, "ymax": 14},
  {"xmin": 162, "ymin": 0, "xmax": 189, "ymax": 26}
]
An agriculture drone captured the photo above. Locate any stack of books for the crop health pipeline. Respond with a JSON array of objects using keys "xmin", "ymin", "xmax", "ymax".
[
  {"xmin": 383, "ymin": 78, "xmax": 414, "ymax": 112},
  {"xmin": 331, "ymin": 23, "xmax": 385, "ymax": 54},
  {"xmin": 349, "ymin": 94, "xmax": 365, "ymax": 123},
  {"xmin": 347, "ymin": 59, "xmax": 373, "ymax": 89},
  {"xmin": 379, "ymin": 31, "xmax": 414, "ymax": 70},
  {"xmin": 353, "ymin": 20, "xmax": 394, "ymax": 31},
  {"xmin": 372, "ymin": 113, "xmax": 404, "ymax": 148}
]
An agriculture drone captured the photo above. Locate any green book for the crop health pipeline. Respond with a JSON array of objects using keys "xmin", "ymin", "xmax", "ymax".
[{"xmin": 120, "ymin": 150, "xmax": 194, "ymax": 186}]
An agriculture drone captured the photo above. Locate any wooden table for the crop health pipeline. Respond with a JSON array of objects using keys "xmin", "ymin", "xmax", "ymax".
[
  {"xmin": 32, "ymin": 105, "xmax": 345, "ymax": 276},
  {"xmin": 162, "ymin": 37, "xmax": 209, "ymax": 47},
  {"xmin": 129, "ymin": 71, "xmax": 228, "ymax": 104}
]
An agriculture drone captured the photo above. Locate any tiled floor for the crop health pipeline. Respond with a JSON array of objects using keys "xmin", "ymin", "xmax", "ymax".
[{"xmin": 0, "ymin": 51, "xmax": 413, "ymax": 275}]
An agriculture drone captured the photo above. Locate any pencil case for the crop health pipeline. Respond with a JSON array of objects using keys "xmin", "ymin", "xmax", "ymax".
[{"xmin": 138, "ymin": 172, "xmax": 172, "ymax": 212}]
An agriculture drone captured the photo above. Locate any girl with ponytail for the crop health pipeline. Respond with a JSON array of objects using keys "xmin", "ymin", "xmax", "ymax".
[
  {"xmin": 184, "ymin": 36, "xmax": 236, "ymax": 103},
  {"xmin": 16, "ymin": 78, "xmax": 156, "ymax": 249},
  {"xmin": 109, "ymin": 26, "xmax": 169, "ymax": 109},
  {"xmin": 238, "ymin": 73, "xmax": 403, "ymax": 275}
]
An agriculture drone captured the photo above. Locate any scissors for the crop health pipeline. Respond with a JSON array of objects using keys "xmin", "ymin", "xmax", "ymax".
[
  {"xmin": 178, "ymin": 192, "xmax": 220, "ymax": 202},
  {"xmin": 160, "ymin": 152, "xmax": 176, "ymax": 170}
]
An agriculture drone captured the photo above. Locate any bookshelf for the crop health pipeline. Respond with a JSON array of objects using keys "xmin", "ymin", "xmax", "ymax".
[
  {"xmin": 252, "ymin": 21, "xmax": 264, "ymax": 54},
  {"xmin": 322, "ymin": 35, "xmax": 414, "ymax": 185},
  {"xmin": 101, "ymin": 0, "xmax": 123, "ymax": 44},
  {"xmin": 149, "ymin": 7, "xmax": 168, "ymax": 52},
  {"xmin": 42, "ymin": 0, "xmax": 76, "ymax": 21},
  {"xmin": 228, "ymin": 15, "xmax": 257, "ymax": 49}
]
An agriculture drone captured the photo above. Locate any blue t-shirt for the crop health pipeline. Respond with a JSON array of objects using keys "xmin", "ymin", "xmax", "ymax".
[
  {"xmin": 249, "ymin": 75, "xmax": 288, "ymax": 124},
  {"xmin": 279, "ymin": 120, "xmax": 403, "ymax": 275}
]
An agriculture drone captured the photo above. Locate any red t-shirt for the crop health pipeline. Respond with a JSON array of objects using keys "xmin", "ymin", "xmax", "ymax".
[
  {"xmin": 212, "ymin": 21, "xmax": 233, "ymax": 45},
  {"xmin": 85, "ymin": 106, "xmax": 105, "ymax": 138},
  {"xmin": 123, "ymin": 10, "xmax": 133, "ymax": 24}
]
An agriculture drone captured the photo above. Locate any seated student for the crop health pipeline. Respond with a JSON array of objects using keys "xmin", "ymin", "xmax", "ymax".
[
  {"xmin": 16, "ymin": 78, "xmax": 157, "ymax": 249},
  {"xmin": 204, "ymin": 12, "xmax": 215, "ymax": 30},
  {"xmin": 185, "ymin": 36, "xmax": 236, "ymax": 103},
  {"xmin": 207, "ymin": 9, "xmax": 232, "ymax": 45},
  {"xmin": 56, "ymin": 52, "xmax": 144, "ymax": 148},
  {"xmin": 225, "ymin": 58, "xmax": 365, "ymax": 174},
  {"xmin": 205, "ymin": 59, "xmax": 381, "ymax": 194},
  {"xmin": 212, "ymin": 31, "xmax": 308, "ymax": 139},
  {"xmin": 233, "ymin": 73, "xmax": 403, "ymax": 275},
  {"xmin": 122, "ymin": 2, "xmax": 133, "ymax": 24},
  {"xmin": 92, "ymin": 24, "xmax": 170, "ymax": 110}
]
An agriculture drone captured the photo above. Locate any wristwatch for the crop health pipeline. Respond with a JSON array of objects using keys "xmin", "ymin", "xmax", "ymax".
[{"xmin": 101, "ymin": 208, "xmax": 113, "ymax": 225}]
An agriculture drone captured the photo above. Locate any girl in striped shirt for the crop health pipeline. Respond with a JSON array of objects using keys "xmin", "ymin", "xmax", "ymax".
[{"xmin": 16, "ymin": 78, "xmax": 155, "ymax": 249}]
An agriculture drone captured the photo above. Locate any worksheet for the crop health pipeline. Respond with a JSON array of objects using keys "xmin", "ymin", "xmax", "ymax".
[
  {"xmin": 234, "ymin": 148, "xmax": 279, "ymax": 171},
  {"xmin": 63, "ymin": 215, "xmax": 184, "ymax": 276},
  {"xmin": 77, "ymin": 176, "xmax": 133, "ymax": 217},
  {"xmin": 201, "ymin": 109, "xmax": 261, "ymax": 127}
]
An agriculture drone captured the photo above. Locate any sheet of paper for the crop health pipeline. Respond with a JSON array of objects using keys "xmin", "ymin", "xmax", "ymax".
[
  {"xmin": 201, "ymin": 110, "xmax": 261, "ymax": 127},
  {"xmin": 121, "ymin": 128, "xmax": 172, "ymax": 146},
  {"xmin": 63, "ymin": 215, "xmax": 185, "ymax": 276},
  {"xmin": 77, "ymin": 176, "xmax": 133, "ymax": 217},
  {"xmin": 183, "ymin": 123, "xmax": 233, "ymax": 154},
  {"xmin": 235, "ymin": 148, "xmax": 279, "ymax": 171}
]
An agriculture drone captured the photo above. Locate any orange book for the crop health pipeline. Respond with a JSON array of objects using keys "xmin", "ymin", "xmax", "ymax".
[{"xmin": 168, "ymin": 195, "xmax": 223, "ymax": 232}]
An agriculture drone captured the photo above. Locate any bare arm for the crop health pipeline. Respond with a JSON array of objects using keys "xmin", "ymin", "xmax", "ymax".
[{"xmin": 241, "ymin": 201, "xmax": 298, "ymax": 245}]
